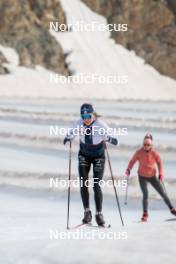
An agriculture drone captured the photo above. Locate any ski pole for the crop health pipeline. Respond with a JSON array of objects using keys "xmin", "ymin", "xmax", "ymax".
[
  {"xmin": 105, "ymin": 142, "xmax": 124, "ymax": 226},
  {"xmin": 66, "ymin": 140, "xmax": 72, "ymax": 229},
  {"xmin": 124, "ymin": 176, "xmax": 129, "ymax": 205}
]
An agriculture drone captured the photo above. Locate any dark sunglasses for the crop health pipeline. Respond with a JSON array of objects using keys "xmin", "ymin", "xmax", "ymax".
[
  {"xmin": 81, "ymin": 114, "xmax": 92, "ymax": 120},
  {"xmin": 144, "ymin": 143, "xmax": 152, "ymax": 147}
]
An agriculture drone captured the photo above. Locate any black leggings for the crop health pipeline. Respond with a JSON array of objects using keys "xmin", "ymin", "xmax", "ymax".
[
  {"xmin": 139, "ymin": 176, "xmax": 173, "ymax": 212},
  {"xmin": 78, "ymin": 151, "xmax": 105, "ymax": 212}
]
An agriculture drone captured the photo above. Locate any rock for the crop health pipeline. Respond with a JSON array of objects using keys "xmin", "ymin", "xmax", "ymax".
[
  {"xmin": 0, "ymin": 0, "xmax": 68, "ymax": 75},
  {"xmin": 28, "ymin": 0, "xmax": 66, "ymax": 29},
  {"xmin": 0, "ymin": 51, "xmax": 10, "ymax": 74},
  {"xmin": 167, "ymin": 0, "xmax": 176, "ymax": 15},
  {"xmin": 82, "ymin": 0, "xmax": 176, "ymax": 79}
]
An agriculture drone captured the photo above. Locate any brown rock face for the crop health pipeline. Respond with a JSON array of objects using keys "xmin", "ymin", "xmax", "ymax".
[
  {"xmin": 0, "ymin": 0, "xmax": 68, "ymax": 75},
  {"xmin": 0, "ymin": 52, "xmax": 10, "ymax": 74},
  {"xmin": 28, "ymin": 0, "xmax": 66, "ymax": 29},
  {"xmin": 82, "ymin": 0, "xmax": 176, "ymax": 79}
]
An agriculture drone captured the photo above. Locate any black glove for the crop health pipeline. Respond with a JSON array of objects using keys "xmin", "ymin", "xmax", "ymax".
[
  {"xmin": 63, "ymin": 137, "xmax": 70, "ymax": 145},
  {"xmin": 106, "ymin": 136, "xmax": 118, "ymax": 146}
]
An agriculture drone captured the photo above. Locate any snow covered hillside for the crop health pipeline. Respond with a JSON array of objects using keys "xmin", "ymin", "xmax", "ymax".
[
  {"xmin": 0, "ymin": 1, "xmax": 176, "ymax": 263},
  {"xmin": 0, "ymin": 0, "xmax": 176, "ymax": 100},
  {"xmin": 0, "ymin": 189, "xmax": 176, "ymax": 264}
]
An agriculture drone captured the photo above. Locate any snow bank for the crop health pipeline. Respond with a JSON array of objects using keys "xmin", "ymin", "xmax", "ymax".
[
  {"xmin": 0, "ymin": 190, "xmax": 176, "ymax": 264},
  {"xmin": 0, "ymin": 0, "xmax": 176, "ymax": 100},
  {"xmin": 53, "ymin": 0, "xmax": 176, "ymax": 100},
  {"xmin": 0, "ymin": 45, "xmax": 19, "ymax": 68}
]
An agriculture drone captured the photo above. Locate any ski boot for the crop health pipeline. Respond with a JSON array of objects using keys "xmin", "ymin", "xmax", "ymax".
[
  {"xmin": 82, "ymin": 209, "xmax": 92, "ymax": 224},
  {"xmin": 141, "ymin": 212, "xmax": 148, "ymax": 222},
  {"xmin": 95, "ymin": 212, "xmax": 105, "ymax": 226},
  {"xmin": 171, "ymin": 208, "xmax": 176, "ymax": 216}
]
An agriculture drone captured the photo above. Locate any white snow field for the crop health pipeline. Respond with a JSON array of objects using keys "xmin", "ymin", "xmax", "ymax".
[
  {"xmin": 0, "ymin": 189, "xmax": 176, "ymax": 264},
  {"xmin": 0, "ymin": 0, "xmax": 176, "ymax": 263},
  {"xmin": 0, "ymin": 99, "xmax": 176, "ymax": 264},
  {"xmin": 0, "ymin": 0, "xmax": 176, "ymax": 100}
]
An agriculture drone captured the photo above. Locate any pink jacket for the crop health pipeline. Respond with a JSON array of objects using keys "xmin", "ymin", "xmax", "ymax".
[{"xmin": 127, "ymin": 148, "xmax": 163, "ymax": 178}]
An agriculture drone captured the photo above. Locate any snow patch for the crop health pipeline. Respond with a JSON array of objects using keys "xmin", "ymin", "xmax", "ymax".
[
  {"xmin": 0, "ymin": 0, "xmax": 175, "ymax": 100},
  {"xmin": 0, "ymin": 45, "xmax": 19, "ymax": 69}
]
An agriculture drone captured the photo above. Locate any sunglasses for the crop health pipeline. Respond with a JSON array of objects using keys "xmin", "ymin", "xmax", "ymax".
[
  {"xmin": 143, "ymin": 143, "xmax": 152, "ymax": 147},
  {"xmin": 81, "ymin": 114, "xmax": 92, "ymax": 120}
]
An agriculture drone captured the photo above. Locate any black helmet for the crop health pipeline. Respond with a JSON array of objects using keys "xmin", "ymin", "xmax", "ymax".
[{"xmin": 80, "ymin": 103, "xmax": 94, "ymax": 115}]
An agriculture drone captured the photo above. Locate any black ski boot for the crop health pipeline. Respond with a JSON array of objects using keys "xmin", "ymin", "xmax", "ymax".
[
  {"xmin": 95, "ymin": 212, "xmax": 105, "ymax": 226},
  {"xmin": 82, "ymin": 209, "xmax": 92, "ymax": 224}
]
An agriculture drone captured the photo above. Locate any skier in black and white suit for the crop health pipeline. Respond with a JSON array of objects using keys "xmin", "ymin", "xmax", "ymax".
[{"xmin": 64, "ymin": 103, "xmax": 118, "ymax": 226}]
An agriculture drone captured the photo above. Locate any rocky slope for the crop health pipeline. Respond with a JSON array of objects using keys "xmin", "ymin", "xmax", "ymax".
[
  {"xmin": 0, "ymin": 0, "xmax": 175, "ymax": 79},
  {"xmin": 82, "ymin": 0, "xmax": 176, "ymax": 79},
  {"xmin": 0, "ymin": 0, "xmax": 68, "ymax": 75}
]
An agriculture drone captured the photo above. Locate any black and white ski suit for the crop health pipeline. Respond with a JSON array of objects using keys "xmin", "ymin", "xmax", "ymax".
[{"xmin": 66, "ymin": 118, "xmax": 118, "ymax": 211}]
